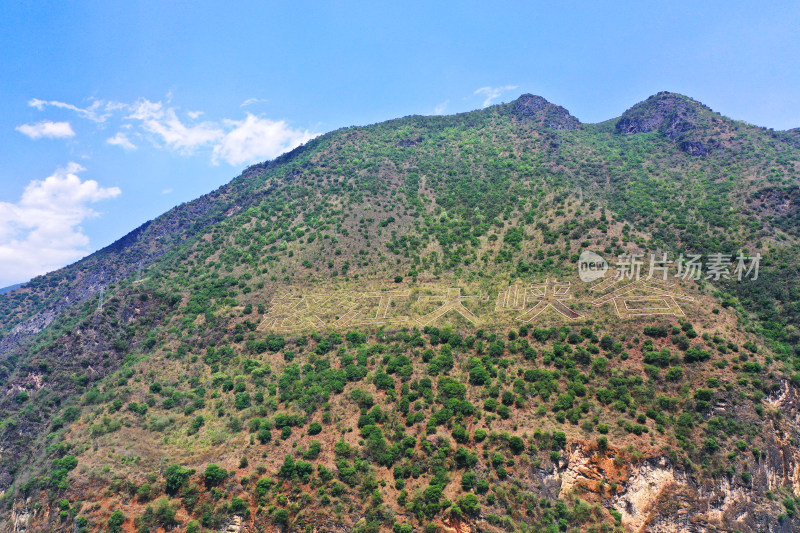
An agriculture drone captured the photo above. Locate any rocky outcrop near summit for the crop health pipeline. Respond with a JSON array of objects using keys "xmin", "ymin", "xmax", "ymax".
[
  {"xmin": 509, "ymin": 94, "xmax": 581, "ymax": 130},
  {"xmin": 616, "ymin": 92, "xmax": 716, "ymax": 155}
]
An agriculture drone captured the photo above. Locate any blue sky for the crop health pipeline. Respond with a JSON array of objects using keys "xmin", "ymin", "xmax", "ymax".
[{"xmin": 1, "ymin": 1, "xmax": 799, "ymax": 286}]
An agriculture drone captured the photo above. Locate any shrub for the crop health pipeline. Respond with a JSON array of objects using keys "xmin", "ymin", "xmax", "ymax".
[
  {"xmin": 152, "ymin": 499, "xmax": 178, "ymax": 529},
  {"xmin": 107, "ymin": 510, "xmax": 125, "ymax": 533},
  {"xmin": 509, "ymin": 436, "xmax": 525, "ymax": 454},
  {"xmin": 137, "ymin": 483, "xmax": 152, "ymax": 501},
  {"xmin": 458, "ymin": 493, "xmax": 481, "ymax": 516},
  {"xmin": 452, "ymin": 425, "xmax": 469, "ymax": 444},
  {"xmin": 704, "ymin": 438, "xmax": 720, "ymax": 454},
  {"xmin": 165, "ymin": 465, "xmax": 194, "ymax": 495},
  {"xmin": 235, "ymin": 392, "xmax": 251, "ymax": 409},
  {"xmin": 552, "ymin": 431, "xmax": 567, "ymax": 450},
  {"xmin": 279, "ymin": 455, "xmax": 296, "ymax": 479},
  {"xmin": 374, "ymin": 371, "xmax": 395, "ymax": 391},
  {"xmin": 694, "ymin": 389, "xmax": 713, "ymax": 402},
  {"xmin": 267, "ymin": 335, "xmax": 286, "ymax": 352},
  {"xmin": 229, "ymin": 496, "xmax": 247, "ymax": 514},
  {"xmin": 643, "ymin": 325, "xmax": 669, "ymax": 338},
  {"xmin": 346, "ymin": 331, "xmax": 367, "ymax": 345},
  {"xmin": 591, "ymin": 356, "xmax": 608, "ymax": 374},
  {"xmin": 255, "ymin": 477, "xmax": 274, "ymax": 501},
  {"xmin": 454, "ymin": 447, "xmax": 478, "ymax": 469},
  {"xmin": 469, "ymin": 365, "xmax": 490, "ymax": 385},
  {"xmin": 665, "ymin": 367, "xmax": 683, "ymax": 381},
  {"xmin": 684, "ymin": 348, "xmax": 711, "ymax": 363},
  {"xmin": 742, "ymin": 361, "xmax": 762, "ymax": 373},
  {"xmin": 204, "ymin": 464, "xmax": 228, "ymax": 487},
  {"xmin": 273, "ymin": 508, "xmax": 289, "ymax": 525},
  {"xmin": 51, "ymin": 455, "xmax": 78, "ymax": 488}
]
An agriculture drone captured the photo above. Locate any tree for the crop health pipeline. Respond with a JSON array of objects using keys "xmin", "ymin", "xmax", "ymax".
[
  {"xmin": 279, "ymin": 455, "xmax": 296, "ymax": 479},
  {"xmin": 235, "ymin": 392, "xmax": 251, "ymax": 409},
  {"xmin": 107, "ymin": 510, "xmax": 125, "ymax": 533},
  {"xmin": 273, "ymin": 508, "xmax": 289, "ymax": 525},
  {"xmin": 458, "ymin": 493, "xmax": 481, "ymax": 516},
  {"xmin": 469, "ymin": 365, "xmax": 490, "ymax": 385},
  {"xmin": 509, "ymin": 436, "xmax": 525, "ymax": 454},
  {"xmin": 204, "ymin": 464, "xmax": 228, "ymax": 487}
]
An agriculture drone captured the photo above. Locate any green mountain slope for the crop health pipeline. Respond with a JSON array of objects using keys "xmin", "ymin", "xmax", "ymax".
[{"xmin": 1, "ymin": 92, "xmax": 799, "ymax": 532}]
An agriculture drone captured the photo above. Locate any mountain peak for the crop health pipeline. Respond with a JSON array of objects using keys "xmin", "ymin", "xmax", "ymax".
[
  {"xmin": 616, "ymin": 92, "xmax": 710, "ymax": 135},
  {"xmin": 616, "ymin": 92, "xmax": 717, "ymax": 155},
  {"xmin": 508, "ymin": 93, "xmax": 580, "ymax": 130}
]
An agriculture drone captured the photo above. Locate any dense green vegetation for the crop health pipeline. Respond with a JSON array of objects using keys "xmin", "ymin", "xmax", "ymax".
[{"xmin": 0, "ymin": 92, "xmax": 799, "ymax": 531}]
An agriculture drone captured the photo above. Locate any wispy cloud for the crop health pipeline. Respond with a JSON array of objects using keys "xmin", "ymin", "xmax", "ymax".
[
  {"xmin": 126, "ymin": 98, "xmax": 224, "ymax": 152},
  {"xmin": 0, "ymin": 163, "xmax": 120, "ymax": 285},
  {"xmin": 106, "ymin": 132, "xmax": 137, "ymax": 150},
  {"xmin": 16, "ymin": 121, "xmax": 75, "ymax": 140},
  {"xmin": 434, "ymin": 100, "xmax": 449, "ymax": 116},
  {"xmin": 28, "ymin": 98, "xmax": 122, "ymax": 123},
  {"xmin": 474, "ymin": 85, "xmax": 518, "ymax": 108},
  {"xmin": 241, "ymin": 98, "xmax": 268, "ymax": 107},
  {"xmin": 212, "ymin": 113, "xmax": 318, "ymax": 165}
]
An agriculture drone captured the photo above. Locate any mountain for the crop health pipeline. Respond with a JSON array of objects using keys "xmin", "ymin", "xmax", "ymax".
[
  {"xmin": 0, "ymin": 285, "xmax": 22, "ymax": 296},
  {"xmin": 1, "ymin": 92, "xmax": 799, "ymax": 532}
]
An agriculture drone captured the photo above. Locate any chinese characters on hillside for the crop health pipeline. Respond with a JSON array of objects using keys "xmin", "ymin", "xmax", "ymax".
[{"xmin": 256, "ymin": 252, "xmax": 760, "ymax": 333}]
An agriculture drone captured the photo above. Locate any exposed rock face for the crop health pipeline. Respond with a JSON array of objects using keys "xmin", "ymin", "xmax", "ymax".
[
  {"xmin": 9, "ymin": 499, "xmax": 34, "ymax": 533},
  {"xmin": 611, "ymin": 458, "xmax": 687, "ymax": 532},
  {"xmin": 511, "ymin": 94, "xmax": 581, "ymax": 130},
  {"xmin": 616, "ymin": 92, "xmax": 712, "ymax": 155},
  {"xmin": 549, "ymin": 437, "xmax": 800, "ymax": 533},
  {"xmin": 616, "ymin": 92, "xmax": 698, "ymax": 137},
  {"xmin": 223, "ymin": 515, "xmax": 243, "ymax": 532}
]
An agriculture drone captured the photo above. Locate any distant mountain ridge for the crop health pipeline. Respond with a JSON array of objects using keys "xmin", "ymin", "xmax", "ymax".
[{"xmin": 0, "ymin": 284, "xmax": 22, "ymax": 295}]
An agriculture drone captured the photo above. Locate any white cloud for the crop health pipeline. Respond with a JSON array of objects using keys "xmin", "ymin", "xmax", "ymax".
[
  {"xmin": 106, "ymin": 132, "xmax": 137, "ymax": 150},
  {"xmin": 126, "ymin": 98, "xmax": 223, "ymax": 152},
  {"xmin": 27, "ymin": 98, "xmax": 121, "ymax": 123},
  {"xmin": 16, "ymin": 121, "xmax": 75, "ymax": 140},
  {"xmin": 161, "ymin": 188, "xmax": 173, "ymax": 194},
  {"xmin": 23, "ymin": 94, "xmax": 317, "ymax": 166},
  {"xmin": 241, "ymin": 98, "xmax": 268, "ymax": 107},
  {"xmin": 211, "ymin": 113, "xmax": 318, "ymax": 165},
  {"xmin": 474, "ymin": 85, "xmax": 519, "ymax": 108},
  {"xmin": 0, "ymin": 163, "xmax": 121, "ymax": 286},
  {"xmin": 434, "ymin": 100, "xmax": 449, "ymax": 116}
]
